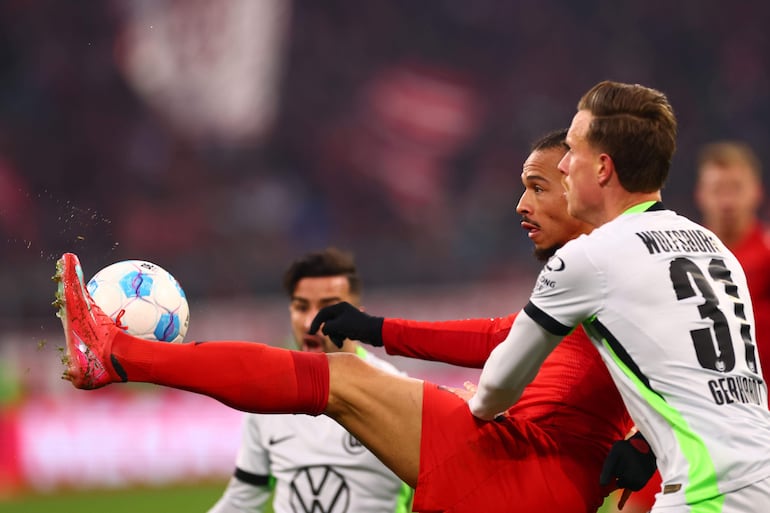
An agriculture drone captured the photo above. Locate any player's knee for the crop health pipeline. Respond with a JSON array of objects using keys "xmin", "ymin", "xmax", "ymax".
[
  {"xmin": 328, "ymin": 351, "xmax": 371, "ymax": 379},
  {"xmin": 326, "ymin": 352, "xmax": 377, "ymax": 415}
]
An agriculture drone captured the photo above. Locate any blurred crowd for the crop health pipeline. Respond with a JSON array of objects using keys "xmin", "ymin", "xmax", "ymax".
[{"xmin": 1, "ymin": 0, "xmax": 769, "ymax": 322}]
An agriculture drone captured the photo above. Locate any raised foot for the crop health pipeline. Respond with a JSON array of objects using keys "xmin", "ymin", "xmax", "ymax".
[{"xmin": 54, "ymin": 253, "xmax": 122, "ymax": 389}]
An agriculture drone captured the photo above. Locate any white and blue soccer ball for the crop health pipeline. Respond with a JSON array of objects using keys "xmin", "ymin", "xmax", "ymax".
[{"xmin": 86, "ymin": 260, "xmax": 190, "ymax": 343}]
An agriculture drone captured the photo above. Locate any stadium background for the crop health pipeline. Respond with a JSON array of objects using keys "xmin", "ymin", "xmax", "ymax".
[{"xmin": 0, "ymin": 1, "xmax": 768, "ymax": 511}]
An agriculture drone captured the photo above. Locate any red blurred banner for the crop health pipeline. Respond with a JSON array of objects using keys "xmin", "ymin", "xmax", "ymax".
[{"xmin": 2, "ymin": 390, "xmax": 242, "ymax": 493}]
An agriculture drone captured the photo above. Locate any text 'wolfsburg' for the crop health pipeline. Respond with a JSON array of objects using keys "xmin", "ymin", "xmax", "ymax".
[{"xmin": 635, "ymin": 230, "xmax": 719, "ymax": 254}]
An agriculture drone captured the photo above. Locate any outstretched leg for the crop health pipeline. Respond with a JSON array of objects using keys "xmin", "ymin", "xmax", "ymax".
[
  {"xmin": 55, "ymin": 253, "xmax": 423, "ymax": 486},
  {"xmin": 325, "ymin": 353, "xmax": 423, "ymax": 486}
]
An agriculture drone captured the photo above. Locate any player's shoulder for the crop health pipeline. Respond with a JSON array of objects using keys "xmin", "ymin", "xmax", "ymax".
[
  {"xmin": 553, "ymin": 208, "xmax": 690, "ymax": 269},
  {"xmin": 245, "ymin": 411, "xmax": 333, "ymax": 429},
  {"xmin": 584, "ymin": 207, "xmax": 699, "ymax": 247},
  {"xmin": 600, "ymin": 206, "xmax": 682, "ymax": 231},
  {"xmin": 549, "ymin": 231, "xmax": 593, "ymax": 268}
]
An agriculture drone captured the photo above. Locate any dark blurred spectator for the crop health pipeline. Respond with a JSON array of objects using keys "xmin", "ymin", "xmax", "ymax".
[
  {"xmin": 315, "ymin": 62, "xmax": 486, "ymax": 247},
  {"xmin": 0, "ymin": 157, "xmax": 38, "ymax": 246}
]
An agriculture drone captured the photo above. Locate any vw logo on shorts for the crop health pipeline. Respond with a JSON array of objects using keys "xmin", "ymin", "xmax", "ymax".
[{"xmin": 290, "ymin": 465, "xmax": 350, "ymax": 513}]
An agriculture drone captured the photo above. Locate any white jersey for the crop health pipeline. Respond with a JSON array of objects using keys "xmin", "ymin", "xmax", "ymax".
[
  {"xmin": 526, "ymin": 204, "xmax": 770, "ymax": 509},
  {"xmin": 207, "ymin": 346, "xmax": 413, "ymax": 513}
]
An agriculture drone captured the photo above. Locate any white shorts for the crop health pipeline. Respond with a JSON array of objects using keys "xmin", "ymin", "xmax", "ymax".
[{"xmin": 651, "ymin": 475, "xmax": 770, "ymax": 513}]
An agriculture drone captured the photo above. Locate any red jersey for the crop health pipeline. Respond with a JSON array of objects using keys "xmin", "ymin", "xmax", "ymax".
[
  {"xmin": 382, "ymin": 313, "xmax": 632, "ymax": 458},
  {"xmin": 729, "ymin": 222, "xmax": 770, "ymax": 379},
  {"xmin": 382, "ymin": 312, "xmax": 632, "ymax": 452},
  {"xmin": 382, "ymin": 314, "xmax": 632, "ymax": 512}
]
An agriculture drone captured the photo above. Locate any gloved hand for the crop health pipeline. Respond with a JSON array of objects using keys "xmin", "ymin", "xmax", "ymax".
[
  {"xmin": 308, "ymin": 301, "xmax": 384, "ymax": 348},
  {"xmin": 600, "ymin": 431, "xmax": 657, "ymax": 494}
]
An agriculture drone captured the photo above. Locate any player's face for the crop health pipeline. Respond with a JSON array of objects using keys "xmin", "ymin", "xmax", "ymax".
[
  {"xmin": 517, "ymin": 147, "xmax": 594, "ymax": 260},
  {"xmin": 559, "ymin": 110, "xmax": 604, "ymax": 225},
  {"xmin": 289, "ymin": 276, "xmax": 359, "ymax": 353},
  {"xmin": 696, "ymin": 161, "xmax": 762, "ymax": 230}
]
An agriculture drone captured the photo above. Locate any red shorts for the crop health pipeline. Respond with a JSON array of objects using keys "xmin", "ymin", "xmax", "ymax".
[{"xmin": 414, "ymin": 382, "xmax": 613, "ymax": 513}]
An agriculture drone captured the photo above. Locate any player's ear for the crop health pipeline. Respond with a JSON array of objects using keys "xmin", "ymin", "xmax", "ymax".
[{"xmin": 597, "ymin": 153, "xmax": 614, "ymax": 186}]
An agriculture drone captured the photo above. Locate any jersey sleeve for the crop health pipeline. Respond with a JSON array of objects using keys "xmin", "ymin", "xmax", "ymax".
[
  {"xmin": 206, "ymin": 476, "xmax": 272, "ymax": 513},
  {"xmin": 381, "ymin": 314, "xmax": 517, "ymax": 368},
  {"xmin": 526, "ymin": 240, "xmax": 604, "ymax": 332},
  {"xmin": 468, "ymin": 311, "xmax": 562, "ymax": 419},
  {"xmin": 235, "ymin": 414, "xmax": 270, "ymax": 477},
  {"xmin": 207, "ymin": 414, "xmax": 272, "ymax": 513}
]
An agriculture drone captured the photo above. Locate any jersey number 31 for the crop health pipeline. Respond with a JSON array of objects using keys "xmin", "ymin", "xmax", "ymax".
[{"xmin": 670, "ymin": 257, "xmax": 759, "ymax": 375}]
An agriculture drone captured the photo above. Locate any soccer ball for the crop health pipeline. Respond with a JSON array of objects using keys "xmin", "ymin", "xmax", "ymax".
[{"xmin": 86, "ymin": 260, "xmax": 190, "ymax": 343}]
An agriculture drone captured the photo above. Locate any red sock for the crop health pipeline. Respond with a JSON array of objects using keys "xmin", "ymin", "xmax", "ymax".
[{"xmin": 109, "ymin": 331, "xmax": 329, "ymax": 415}]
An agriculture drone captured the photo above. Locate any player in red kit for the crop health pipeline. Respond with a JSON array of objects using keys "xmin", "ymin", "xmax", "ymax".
[
  {"xmin": 696, "ymin": 141, "xmax": 770, "ymax": 375},
  {"xmin": 312, "ymin": 130, "xmax": 639, "ymax": 512},
  {"xmin": 55, "ymin": 130, "xmax": 637, "ymax": 513},
  {"xmin": 366, "ymin": 314, "xmax": 632, "ymax": 512}
]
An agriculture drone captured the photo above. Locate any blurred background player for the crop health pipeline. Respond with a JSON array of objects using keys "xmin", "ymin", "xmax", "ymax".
[
  {"xmin": 206, "ymin": 247, "xmax": 413, "ymax": 513},
  {"xmin": 695, "ymin": 140, "xmax": 770, "ymax": 375}
]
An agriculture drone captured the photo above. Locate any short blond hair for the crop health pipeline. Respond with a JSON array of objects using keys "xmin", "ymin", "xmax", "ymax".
[{"xmin": 697, "ymin": 141, "xmax": 762, "ymax": 181}]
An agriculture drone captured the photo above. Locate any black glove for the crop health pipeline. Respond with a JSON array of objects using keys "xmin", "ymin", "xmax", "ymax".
[
  {"xmin": 600, "ymin": 431, "xmax": 657, "ymax": 492},
  {"xmin": 308, "ymin": 301, "xmax": 384, "ymax": 348}
]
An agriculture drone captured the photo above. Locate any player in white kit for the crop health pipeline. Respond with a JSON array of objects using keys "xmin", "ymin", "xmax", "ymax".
[
  {"xmin": 469, "ymin": 81, "xmax": 770, "ymax": 512},
  {"xmin": 207, "ymin": 248, "xmax": 412, "ymax": 513}
]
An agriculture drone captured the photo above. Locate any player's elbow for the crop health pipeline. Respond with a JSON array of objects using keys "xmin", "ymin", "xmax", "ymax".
[{"xmin": 468, "ymin": 384, "xmax": 521, "ymax": 420}]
